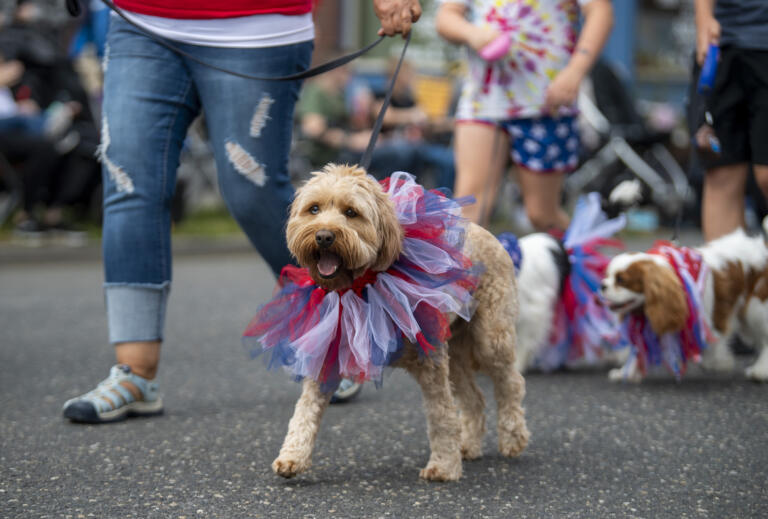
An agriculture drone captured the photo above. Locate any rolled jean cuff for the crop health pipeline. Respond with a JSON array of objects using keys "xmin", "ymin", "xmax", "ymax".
[{"xmin": 104, "ymin": 282, "xmax": 170, "ymax": 344}]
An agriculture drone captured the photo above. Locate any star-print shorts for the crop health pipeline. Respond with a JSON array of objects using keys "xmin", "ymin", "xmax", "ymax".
[
  {"xmin": 460, "ymin": 116, "xmax": 581, "ymax": 174},
  {"xmin": 501, "ymin": 115, "xmax": 580, "ymax": 173}
]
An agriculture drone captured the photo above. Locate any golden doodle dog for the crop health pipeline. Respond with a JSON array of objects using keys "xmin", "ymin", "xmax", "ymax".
[
  {"xmin": 601, "ymin": 220, "xmax": 768, "ymax": 382},
  {"xmin": 265, "ymin": 164, "xmax": 529, "ymax": 481}
]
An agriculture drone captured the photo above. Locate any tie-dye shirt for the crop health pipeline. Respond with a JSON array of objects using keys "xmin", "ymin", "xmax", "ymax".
[{"xmin": 445, "ymin": 0, "xmax": 593, "ymax": 120}]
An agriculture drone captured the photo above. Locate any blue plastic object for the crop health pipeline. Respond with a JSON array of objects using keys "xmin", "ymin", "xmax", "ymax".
[{"xmin": 697, "ymin": 44, "xmax": 719, "ymax": 93}]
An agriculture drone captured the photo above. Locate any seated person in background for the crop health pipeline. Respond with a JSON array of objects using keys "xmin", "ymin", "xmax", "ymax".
[
  {"xmin": 0, "ymin": 56, "xmax": 79, "ymax": 145},
  {"xmin": 295, "ymin": 63, "xmax": 373, "ymax": 170},
  {"xmin": 295, "ymin": 59, "xmax": 455, "ymax": 188},
  {"xmin": 367, "ymin": 59, "xmax": 455, "ymax": 189}
]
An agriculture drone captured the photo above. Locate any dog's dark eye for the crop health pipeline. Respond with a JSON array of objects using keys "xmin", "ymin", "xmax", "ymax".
[
  {"xmin": 615, "ymin": 273, "xmax": 624, "ymax": 284},
  {"xmin": 344, "ymin": 208, "xmax": 357, "ymax": 218},
  {"xmin": 309, "ymin": 204, "xmax": 319, "ymax": 215}
]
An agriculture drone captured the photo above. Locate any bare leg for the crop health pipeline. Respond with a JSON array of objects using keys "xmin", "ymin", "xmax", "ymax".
[
  {"xmin": 273, "ymin": 378, "xmax": 333, "ymax": 478},
  {"xmin": 114, "ymin": 341, "xmax": 161, "ymax": 400},
  {"xmin": 754, "ymin": 165, "xmax": 768, "ymax": 206},
  {"xmin": 702, "ymin": 163, "xmax": 748, "ymax": 241},
  {"xmin": 116, "ymin": 341, "xmax": 160, "ymax": 379},
  {"xmin": 453, "ymin": 122, "xmax": 509, "ymax": 226},
  {"xmin": 448, "ymin": 335, "xmax": 486, "ymax": 460},
  {"xmin": 404, "ymin": 349, "xmax": 463, "ymax": 481},
  {"xmin": 518, "ymin": 167, "xmax": 569, "ymax": 231}
]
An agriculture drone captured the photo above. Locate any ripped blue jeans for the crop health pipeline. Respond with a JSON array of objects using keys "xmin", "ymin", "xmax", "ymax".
[{"xmin": 101, "ymin": 17, "xmax": 312, "ymax": 343}]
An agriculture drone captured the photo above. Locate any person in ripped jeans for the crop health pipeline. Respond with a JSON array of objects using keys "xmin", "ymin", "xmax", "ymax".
[{"xmin": 62, "ymin": 0, "xmax": 422, "ymax": 423}]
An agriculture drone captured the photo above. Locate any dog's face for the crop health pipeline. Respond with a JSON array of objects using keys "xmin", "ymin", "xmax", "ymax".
[
  {"xmin": 286, "ymin": 164, "xmax": 403, "ymax": 290},
  {"xmin": 601, "ymin": 252, "xmax": 689, "ymax": 335}
]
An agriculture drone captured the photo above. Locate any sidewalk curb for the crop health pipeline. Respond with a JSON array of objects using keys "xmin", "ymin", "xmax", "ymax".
[{"xmin": 0, "ymin": 235, "xmax": 254, "ymax": 265}]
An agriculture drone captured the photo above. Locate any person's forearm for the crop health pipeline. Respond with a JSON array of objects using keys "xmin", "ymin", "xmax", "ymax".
[
  {"xmin": 435, "ymin": 4, "xmax": 473, "ymax": 46},
  {"xmin": 694, "ymin": 0, "xmax": 715, "ymax": 24},
  {"xmin": 567, "ymin": 0, "xmax": 613, "ymax": 77}
]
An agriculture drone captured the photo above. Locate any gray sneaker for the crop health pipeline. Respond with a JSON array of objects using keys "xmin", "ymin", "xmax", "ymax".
[{"xmin": 330, "ymin": 378, "xmax": 363, "ymax": 404}]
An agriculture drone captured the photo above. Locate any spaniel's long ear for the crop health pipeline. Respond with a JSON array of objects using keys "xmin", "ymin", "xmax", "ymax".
[
  {"xmin": 644, "ymin": 262, "xmax": 689, "ymax": 335},
  {"xmin": 370, "ymin": 189, "xmax": 403, "ymax": 272}
]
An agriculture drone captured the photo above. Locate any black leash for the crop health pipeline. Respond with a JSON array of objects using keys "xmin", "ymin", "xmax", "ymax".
[
  {"xmin": 88, "ymin": 0, "xmax": 387, "ymax": 82},
  {"xmin": 360, "ymin": 32, "xmax": 410, "ymax": 170},
  {"xmin": 67, "ymin": 0, "xmax": 410, "ymax": 170}
]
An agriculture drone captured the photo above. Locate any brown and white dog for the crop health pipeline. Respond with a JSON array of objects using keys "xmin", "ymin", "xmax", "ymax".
[
  {"xmin": 271, "ymin": 164, "xmax": 529, "ymax": 481},
  {"xmin": 601, "ymin": 220, "xmax": 768, "ymax": 382}
]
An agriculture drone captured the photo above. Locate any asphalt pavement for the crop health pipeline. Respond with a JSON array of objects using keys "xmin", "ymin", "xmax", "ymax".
[{"xmin": 1, "ymin": 233, "xmax": 767, "ymax": 518}]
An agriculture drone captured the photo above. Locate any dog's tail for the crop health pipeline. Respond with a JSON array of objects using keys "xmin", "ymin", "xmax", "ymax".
[{"xmin": 602, "ymin": 179, "xmax": 643, "ymax": 219}]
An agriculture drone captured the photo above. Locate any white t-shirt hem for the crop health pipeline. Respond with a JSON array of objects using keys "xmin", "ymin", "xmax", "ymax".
[{"xmin": 115, "ymin": 11, "xmax": 315, "ymax": 48}]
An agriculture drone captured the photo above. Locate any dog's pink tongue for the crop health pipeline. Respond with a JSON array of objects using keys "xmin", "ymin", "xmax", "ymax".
[{"xmin": 318, "ymin": 252, "xmax": 340, "ymax": 277}]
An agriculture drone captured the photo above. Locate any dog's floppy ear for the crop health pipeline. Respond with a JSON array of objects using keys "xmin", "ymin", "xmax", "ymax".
[
  {"xmin": 643, "ymin": 262, "xmax": 689, "ymax": 335},
  {"xmin": 370, "ymin": 189, "xmax": 404, "ymax": 272}
]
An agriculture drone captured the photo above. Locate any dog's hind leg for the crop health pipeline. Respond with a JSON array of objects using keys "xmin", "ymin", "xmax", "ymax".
[
  {"xmin": 272, "ymin": 378, "xmax": 332, "ymax": 478},
  {"xmin": 471, "ymin": 295, "xmax": 529, "ymax": 458},
  {"xmin": 483, "ymin": 348, "xmax": 529, "ymax": 457},
  {"xmin": 403, "ymin": 349, "xmax": 463, "ymax": 481},
  {"xmin": 448, "ymin": 333, "xmax": 486, "ymax": 460}
]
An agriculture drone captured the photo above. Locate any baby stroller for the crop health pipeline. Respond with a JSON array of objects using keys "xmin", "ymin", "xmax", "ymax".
[{"xmin": 567, "ymin": 60, "xmax": 693, "ymax": 221}]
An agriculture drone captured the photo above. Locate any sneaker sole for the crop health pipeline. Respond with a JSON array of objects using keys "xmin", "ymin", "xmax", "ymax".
[
  {"xmin": 64, "ymin": 398, "xmax": 164, "ymax": 424},
  {"xmin": 330, "ymin": 384, "xmax": 362, "ymax": 404}
]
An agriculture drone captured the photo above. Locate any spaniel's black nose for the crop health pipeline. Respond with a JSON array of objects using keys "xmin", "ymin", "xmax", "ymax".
[{"xmin": 315, "ymin": 230, "xmax": 335, "ymax": 248}]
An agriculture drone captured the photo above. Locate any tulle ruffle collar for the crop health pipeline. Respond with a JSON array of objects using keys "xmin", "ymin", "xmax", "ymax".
[
  {"xmin": 620, "ymin": 242, "xmax": 714, "ymax": 378},
  {"xmin": 243, "ymin": 172, "xmax": 480, "ymax": 390}
]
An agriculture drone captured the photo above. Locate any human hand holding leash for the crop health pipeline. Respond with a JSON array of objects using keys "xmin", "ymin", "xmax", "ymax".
[{"xmin": 374, "ymin": 0, "xmax": 422, "ymax": 37}]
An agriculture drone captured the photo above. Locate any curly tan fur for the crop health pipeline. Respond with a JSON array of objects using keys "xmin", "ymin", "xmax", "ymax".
[{"xmin": 273, "ymin": 164, "xmax": 529, "ymax": 481}]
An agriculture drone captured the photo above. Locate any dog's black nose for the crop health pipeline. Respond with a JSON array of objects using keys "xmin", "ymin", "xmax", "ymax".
[
  {"xmin": 600, "ymin": 280, "xmax": 608, "ymax": 292},
  {"xmin": 315, "ymin": 230, "xmax": 335, "ymax": 248}
]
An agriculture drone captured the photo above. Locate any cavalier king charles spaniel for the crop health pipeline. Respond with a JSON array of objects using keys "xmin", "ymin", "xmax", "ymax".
[{"xmin": 601, "ymin": 219, "xmax": 768, "ymax": 382}]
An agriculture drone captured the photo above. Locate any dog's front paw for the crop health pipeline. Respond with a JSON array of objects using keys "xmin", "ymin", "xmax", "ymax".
[
  {"xmin": 498, "ymin": 423, "xmax": 529, "ymax": 458},
  {"xmin": 272, "ymin": 455, "xmax": 311, "ymax": 478},
  {"xmin": 745, "ymin": 365, "xmax": 768, "ymax": 383},
  {"xmin": 460, "ymin": 441, "xmax": 483, "ymax": 460},
  {"xmin": 419, "ymin": 462, "xmax": 462, "ymax": 482},
  {"xmin": 608, "ymin": 367, "xmax": 642, "ymax": 383},
  {"xmin": 701, "ymin": 354, "xmax": 735, "ymax": 373}
]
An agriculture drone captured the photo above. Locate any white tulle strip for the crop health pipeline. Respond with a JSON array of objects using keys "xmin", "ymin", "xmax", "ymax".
[
  {"xmin": 378, "ymin": 272, "xmax": 472, "ymax": 322},
  {"xmin": 370, "ymin": 276, "xmax": 422, "ymax": 343},
  {"xmin": 338, "ymin": 291, "xmax": 376, "ymax": 379},
  {"xmin": 366, "ymin": 286, "xmax": 400, "ymax": 357},
  {"xmin": 564, "ymin": 192, "xmax": 626, "ymax": 249},
  {"xmin": 386, "ymin": 171, "xmax": 420, "ymax": 225},
  {"xmin": 290, "ymin": 291, "xmax": 339, "ymax": 380},
  {"xmin": 401, "ymin": 237, "xmax": 463, "ymax": 274}
]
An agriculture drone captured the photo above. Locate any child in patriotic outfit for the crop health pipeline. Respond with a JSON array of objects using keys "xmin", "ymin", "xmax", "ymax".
[{"xmin": 436, "ymin": 0, "xmax": 613, "ymax": 230}]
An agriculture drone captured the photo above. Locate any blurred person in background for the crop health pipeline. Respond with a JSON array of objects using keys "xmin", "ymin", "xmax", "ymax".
[
  {"xmin": 61, "ymin": 0, "xmax": 422, "ymax": 424},
  {"xmin": 296, "ymin": 58, "xmax": 454, "ymax": 188},
  {"xmin": 436, "ymin": 0, "xmax": 613, "ymax": 230},
  {"xmin": 366, "ymin": 58, "xmax": 455, "ymax": 189},
  {"xmin": 693, "ymin": 0, "xmax": 768, "ymax": 241},
  {"xmin": 0, "ymin": 0, "xmax": 100, "ymax": 238}
]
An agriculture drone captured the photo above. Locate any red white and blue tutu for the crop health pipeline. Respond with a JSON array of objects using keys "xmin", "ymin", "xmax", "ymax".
[
  {"xmin": 620, "ymin": 242, "xmax": 714, "ymax": 378},
  {"xmin": 243, "ymin": 172, "xmax": 481, "ymax": 391},
  {"xmin": 499, "ymin": 193, "xmax": 627, "ymax": 370}
]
